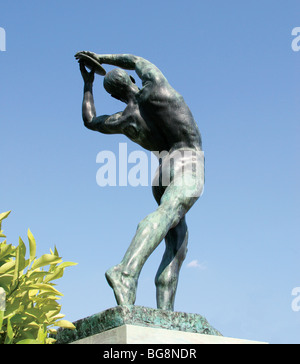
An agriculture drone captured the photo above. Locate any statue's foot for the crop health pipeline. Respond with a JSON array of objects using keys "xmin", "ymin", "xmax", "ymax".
[{"xmin": 105, "ymin": 265, "xmax": 137, "ymax": 306}]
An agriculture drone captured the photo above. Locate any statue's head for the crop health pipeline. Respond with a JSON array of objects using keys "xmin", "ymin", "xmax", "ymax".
[{"xmin": 103, "ymin": 68, "xmax": 138, "ymax": 103}]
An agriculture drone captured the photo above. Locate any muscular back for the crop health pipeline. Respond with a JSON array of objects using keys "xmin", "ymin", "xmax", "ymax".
[
  {"xmin": 131, "ymin": 56, "xmax": 202, "ymax": 152},
  {"xmin": 136, "ymin": 79, "xmax": 202, "ymax": 152}
]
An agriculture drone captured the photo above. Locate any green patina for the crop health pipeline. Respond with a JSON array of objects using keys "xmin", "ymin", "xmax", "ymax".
[{"xmin": 55, "ymin": 305, "xmax": 221, "ymax": 344}]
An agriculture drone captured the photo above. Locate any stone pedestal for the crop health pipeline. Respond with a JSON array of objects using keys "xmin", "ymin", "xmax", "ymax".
[
  {"xmin": 70, "ymin": 324, "xmax": 266, "ymax": 344},
  {"xmin": 54, "ymin": 305, "xmax": 266, "ymax": 344}
]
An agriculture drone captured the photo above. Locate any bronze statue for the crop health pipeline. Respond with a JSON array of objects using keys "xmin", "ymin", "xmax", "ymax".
[{"xmin": 75, "ymin": 52, "xmax": 204, "ymax": 311}]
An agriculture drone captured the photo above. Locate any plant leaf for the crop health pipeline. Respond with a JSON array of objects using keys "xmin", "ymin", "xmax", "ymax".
[
  {"xmin": 27, "ymin": 229, "xmax": 36, "ymax": 263},
  {"xmin": 57, "ymin": 261, "xmax": 78, "ymax": 269},
  {"xmin": 0, "ymin": 260, "xmax": 15, "ymax": 274},
  {"xmin": 44, "ymin": 268, "xmax": 64, "ymax": 283},
  {"xmin": 18, "ymin": 237, "xmax": 27, "ymax": 271},
  {"xmin": 13, "ymin": 245, "xmax": 20, "ymax": 283},
  {"xmin": 4, "ymin": 317, "xmax": 14, "ymax": 344},
  {"xmin": 37, "ymin": 325, "xmax": 47, "ymax": 343},
  {"xmin": 31, "ymin": 283, "xmax": 63, "ymax": 296},
  {"xmin": 54, "ymin": 320, "xmax": 75, "ymax": 330},
  {"xmin": 31, "ymin": 254, "xmax": 62, "ymax": 270},
  {"xmin": 0, "ymin": 211, "xmax": 11, "ymax": 223},
  {"xmin": 0, "ymin": 273, "xmax": 13, "ymax": 290},
  {"xmin": 0, "ymin": 243, "xmax": 15, "ymax": 261},
  {"xmin": 45, "ymin": 337, "xmax": 56, "ymax": 344},
  {"xmin": 16, "ymin": 339, "xmax": 41, "ymax": 344}
]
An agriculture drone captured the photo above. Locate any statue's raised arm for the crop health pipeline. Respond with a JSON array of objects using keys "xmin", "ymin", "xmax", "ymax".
[{"xmin": 75, "ymin": 52, "xmax": 167, "ymax": 86}]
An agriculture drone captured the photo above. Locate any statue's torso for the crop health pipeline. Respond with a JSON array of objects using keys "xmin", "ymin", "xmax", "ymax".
[{"xmin": 121, "ymin": 81, "xmax": 202, "ymax": 153}]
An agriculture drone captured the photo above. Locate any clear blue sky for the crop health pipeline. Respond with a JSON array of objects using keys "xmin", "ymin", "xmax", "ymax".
[{"xmin": 1, "ymin": 0, "xmax": 299, "ymax": 344}]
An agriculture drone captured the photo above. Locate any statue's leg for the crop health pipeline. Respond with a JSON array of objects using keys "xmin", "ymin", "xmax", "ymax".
[
  {"xmin": 105, "ymin": 184, "xmax": 199, "ymax": 307},
  {"xmin": 105, "ymin": 149, "xmax": 204, "ymax": 307},
  {"xmin": 155, "ymin": 217, "xmax": 188, "ymax": 311},
  {"xmin": 105, "ymin": 196, "xmax": 184, "ymax": 306}
]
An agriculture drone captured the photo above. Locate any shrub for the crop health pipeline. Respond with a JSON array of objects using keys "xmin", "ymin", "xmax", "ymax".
[{"xmin": 0, "ymin": 211, "xmax": 77, "ymax": 344}]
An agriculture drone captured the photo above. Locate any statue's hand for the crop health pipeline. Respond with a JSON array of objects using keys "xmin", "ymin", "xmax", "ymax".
[
  {"xmin": 79, "ymin": 61, "xmax": 95, "ymax": 84},
  {"xmin": 75, "ymin": 51, "xmax": 100, "ymax": 63}
]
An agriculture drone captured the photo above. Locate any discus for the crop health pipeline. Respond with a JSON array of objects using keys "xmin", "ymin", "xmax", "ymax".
[{"xmin": 76, "ymin": 52, "xmax": 106, "ymax": 76}]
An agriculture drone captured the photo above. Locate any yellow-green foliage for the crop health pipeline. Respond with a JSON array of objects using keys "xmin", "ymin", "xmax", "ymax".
[{"xmin": 0, "ymin": 211, "xmax": 77, "ymax": 344}]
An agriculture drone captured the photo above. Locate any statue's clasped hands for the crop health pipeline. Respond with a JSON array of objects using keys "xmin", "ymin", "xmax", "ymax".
[
  {"xmin": 78, "ymin": 60, "xmax": 95, "ymax": 84},
  {"xmin": 75, "ymin": 51, "xmax": 106, "ymax": 77}
]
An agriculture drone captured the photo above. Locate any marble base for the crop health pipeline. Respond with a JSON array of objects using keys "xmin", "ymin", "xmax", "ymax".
[{"xmin": 71, "ymin": 324, "xmax": 267, "ymax": 344}]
